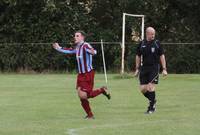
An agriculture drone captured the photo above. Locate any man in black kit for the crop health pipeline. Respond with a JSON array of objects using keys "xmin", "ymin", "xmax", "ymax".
[{"xmin": 134, "ymin": 27, "xmax": 167, "ymax": 114}]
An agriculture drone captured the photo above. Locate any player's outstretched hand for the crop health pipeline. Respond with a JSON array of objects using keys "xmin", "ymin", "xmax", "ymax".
[
  {"xmin": 162, "ymin": 69, "xmax": 168, "ymax": 76},
  {"xmin": 134, "ymin": 69, "xmax": 139, "ymax": 77},
  {"xmin": 53, "ymin": 43, "xmax": 61, "ymax": 50}
]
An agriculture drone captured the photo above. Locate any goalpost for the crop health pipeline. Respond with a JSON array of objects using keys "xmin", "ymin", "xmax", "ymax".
[{"xmin": 121, "ymin": 13, "xmax": 145, "ymax": 74}]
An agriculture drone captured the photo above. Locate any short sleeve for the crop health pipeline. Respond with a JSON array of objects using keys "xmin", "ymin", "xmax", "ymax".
[
  {"xmin": 83, "ymin": 43, "xmax": 97, "ymax": 55},
  {"xmin": 156, "ymin": 41, "xmax": 164, "ymax": 56},
  {"xmin": 84, "ymin": 43, "xmax": 93, "ymax": 49}
]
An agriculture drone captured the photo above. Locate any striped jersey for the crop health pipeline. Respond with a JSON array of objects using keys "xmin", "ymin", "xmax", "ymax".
[{"xmin": 56, "ymin": 41, "xmax": 97, "ymax": 74}]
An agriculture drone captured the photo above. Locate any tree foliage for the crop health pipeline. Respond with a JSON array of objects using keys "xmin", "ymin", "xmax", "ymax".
[{"xmin": 0, "ymin": 0, "xmax": 199, "ymax": 73}]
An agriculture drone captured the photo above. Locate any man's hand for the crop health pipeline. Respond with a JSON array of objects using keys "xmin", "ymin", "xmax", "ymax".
[
  {"xmin": 162, "ymin": 69, "xmax": 168, "ymax": 76},
  {"xmin": 53, "ymin": 43, "xmax": 61, "ymax": 50},
  {"xmin": 134, "ymin": 69, "xmax": 139, "ymax": 77},
  {"xmin": 90, "ymin": 48, "xmax": 97, "ymax": 55}
]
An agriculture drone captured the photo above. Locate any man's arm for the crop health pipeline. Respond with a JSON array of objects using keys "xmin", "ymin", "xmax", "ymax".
[
  {"xmin": 134, "ymin": 55, "xmax": 141, "ymax": 76},
  {"xmin": 134, "ymin": 41, "xmax": 142, "ymax": 76},
  {"xmin": 53, "ymin": 43, "xmax": 76, "ymax": 54},
  {"xmin": 160, "ymin": 54, "xmax": 167, "ymax": 76},
  {"xmin": 86, "ymin": 48, "xmax": 97, "ymax": 55},
  {"xmin": 83, "ymin": 44, "xmax": 97, "ymax": 55},
  {"xmin": 135, "ymin": 55, "xmax": 141, "ymax": 70}
]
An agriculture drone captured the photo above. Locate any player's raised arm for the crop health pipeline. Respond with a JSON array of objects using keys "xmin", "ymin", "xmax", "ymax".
[{"xmin": 52, "ymin": 43, "xmax": 76, "ymax": 54}]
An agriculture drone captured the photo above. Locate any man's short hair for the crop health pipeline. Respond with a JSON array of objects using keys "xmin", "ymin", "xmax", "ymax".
[{"xmin": 76, "ymin": 30, "xmax": 86, "ymax": 37}]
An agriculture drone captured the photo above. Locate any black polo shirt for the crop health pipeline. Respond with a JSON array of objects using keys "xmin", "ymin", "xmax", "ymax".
[{"xmin": 136, "ymin": 39, "xmax": 164, "ymax": 66}]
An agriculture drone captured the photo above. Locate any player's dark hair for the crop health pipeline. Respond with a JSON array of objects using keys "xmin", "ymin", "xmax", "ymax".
[{"xmin": 75, "ymin": 30, "xmax": 86, "ymax": 37}]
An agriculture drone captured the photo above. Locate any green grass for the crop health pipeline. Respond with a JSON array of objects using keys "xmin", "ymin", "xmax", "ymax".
[{"xmin": 0, "ymin": 74, "xmax": 200, "ymax": 135}]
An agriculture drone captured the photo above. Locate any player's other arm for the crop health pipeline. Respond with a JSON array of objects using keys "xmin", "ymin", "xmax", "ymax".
[
  {"xmin": 160, "ymin": 54, "xmax": 167, "ymax": 76},
  {"xmin": 134, "ymin": 42, "xmax": 142, "ymax": 76},
  {"xmin": 158, "ymin": 41, "xmax": 167, "ymax": 76},
  {"xmin": 83, "ymin": 44, "xmax": 97, "ymax": 55},
  {"xmin": 134, "ymin": 55, "xmax": 141, "ymax": 76},
  {"xmin": 53, "ymin": 43, "xmax": 76, "ymax": 54}
]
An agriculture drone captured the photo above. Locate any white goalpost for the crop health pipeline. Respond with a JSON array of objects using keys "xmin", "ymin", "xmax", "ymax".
[
  {"xmin": 100, "ymin": 39, "xmax": 108, "ymax": 85},
  {"xmin": 121, "ymin": 13, "xmax": 145, "ymax": 74}
]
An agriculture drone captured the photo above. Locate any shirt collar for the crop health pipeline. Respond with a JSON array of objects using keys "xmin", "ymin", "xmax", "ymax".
[
  {"xmin": 145, "ymin": 39, "xmax": 155, "ymax": 44},
  {"xmin": 77, "ymin": 41, "xmax": 84, "ymax": 46}
]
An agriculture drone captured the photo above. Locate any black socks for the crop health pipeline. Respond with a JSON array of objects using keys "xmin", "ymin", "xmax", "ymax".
[
  {"xmin": 143, "ymin": 91, "xmax": 156, "ymax": 111},
  {"xmin": 143, "ymin": 91, "xmax": 155, "ymax": 102},
  {"xmin": 149, "ymin": 91, "xmax": 155, "ymax": 102},
  {"xmin": 143, "ymin": 91, "xmax": 151, "ymax": 100}
]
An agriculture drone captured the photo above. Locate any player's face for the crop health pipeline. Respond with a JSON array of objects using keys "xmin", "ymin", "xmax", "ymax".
[
  {"xmin": 74, "ymin": 32, "xmax": 84, "ymax": 44},
  {"xmin": 146, "ymin": 31, "xmax": 155, "ymax": 41}
]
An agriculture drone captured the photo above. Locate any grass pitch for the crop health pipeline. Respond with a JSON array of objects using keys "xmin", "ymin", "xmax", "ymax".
[{"xmin": 0, "ymin": 74, "xmax": 200, "ymax": 135}]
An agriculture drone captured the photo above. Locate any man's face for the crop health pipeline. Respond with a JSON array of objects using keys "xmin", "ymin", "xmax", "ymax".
[
  {"xmin": 146, "ymin": 29, "xmax": 155, "ymax": 41},
  {"xmin": 74, "ymin": 32, "xmax": 84, "ymax": 44}
]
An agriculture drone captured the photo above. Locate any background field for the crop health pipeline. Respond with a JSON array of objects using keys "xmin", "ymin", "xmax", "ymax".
[{"xmin": 0, "ymin": 74, "xmax": 200, "ymax": 135}]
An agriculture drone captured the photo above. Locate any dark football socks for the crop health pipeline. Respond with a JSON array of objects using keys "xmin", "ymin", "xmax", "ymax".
[
  {"xmin": 88, "ymin": 88, "xmax": 104, "ymax": 98},
  {"xmin": 80, "ymin": 99, "xmax": 93, "ymax": 117},
  {"xmin": 143, "ymin": 91, "xmax": 155, "ymax": 101},
  {"xmin": 143, "ymin": 91, "xmax": 151, "ymax": 100},
  {"xmin": 149, "ymin": 91, "xmax": 155, "ymax": 102},
  {"xmin": 148, "ymin": 91, "xmax": 156, "ymax": 109}
]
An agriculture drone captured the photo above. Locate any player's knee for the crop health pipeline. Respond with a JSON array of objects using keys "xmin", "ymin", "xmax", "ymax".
[
  {"xmin": 79, "ymin": 93, "xmax": 87, "ymax": 99},
  {"xmin": 77, "ymin": 89, "xmax": 88, "ymax": 99},
  {"xmin": 140, "ymin": 85, "xmax": 147, "ymax": 93},
  {"xmin": 148, "ymin": 83, "xmax": 155, "ymax": 91}
]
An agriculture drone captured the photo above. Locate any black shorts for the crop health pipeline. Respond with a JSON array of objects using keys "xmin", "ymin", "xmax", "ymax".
[{"xmin": 139, "ymin": 65, "xmax": 160, "ymax": 85}]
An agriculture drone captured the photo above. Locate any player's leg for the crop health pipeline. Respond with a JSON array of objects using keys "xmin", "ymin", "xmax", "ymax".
[
  {"xmin": 139, "ymin": 70, "xmax": 151, "ymax": 101},
  {"xmin": 87, "ymin": 70, "xmax": 110, "ymax": 99},
  {"xmin": 140, "ymin": 84, "xmax": 155, "ymax": 114},
  {"xmin": 88, "ymin": 87, "xmax": 109, "ymax": 98},
  {"xmin": 145, "ymin": 69, "xmax": 159, "ymax": 114},
  {"xmin": 77, "ymin": 87, "xmax": 94, "ymax": 119},
  {"xmin": 145, "ymin": 83, "xmax": 156, "ymax": 113},
  {"xmin": 139, "ymin": 68, "xmax": 157, "ymax": 114},
  {"xmin": 88, "ymin": 86, "xmax": 111, "ymax": 99},
  {"xmin": 140, "ymin": 84, "xmax": 150, "ymax": 99},
  {"xmin": 77, "ymin": 87, "xmax": 88, "ymax": 99},
  {"xmin": 76, "ymin": 74, "xmax": 94, "ymax": 119}
]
